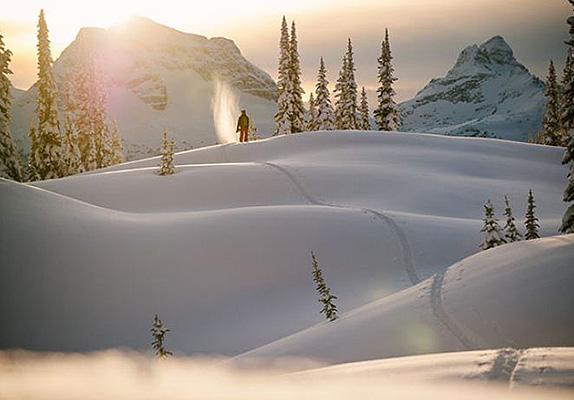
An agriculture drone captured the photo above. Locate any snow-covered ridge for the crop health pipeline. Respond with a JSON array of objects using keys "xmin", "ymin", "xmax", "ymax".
[
  {"xmin": 9, "ymin": 16, "xmax": 277, "ymax": 159},
  {"xmin": 399, "ymin": 36, "xmax": 544, "ymax": 141}
]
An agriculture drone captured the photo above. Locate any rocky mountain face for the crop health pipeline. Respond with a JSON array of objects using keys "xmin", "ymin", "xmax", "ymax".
[
  {"xmin": 399, "ymin": 36, "xmax": 545, "ymax": 141},
  {"xmin": 10, "ymin": 17, "xmax": 277, "ymax": 159}
]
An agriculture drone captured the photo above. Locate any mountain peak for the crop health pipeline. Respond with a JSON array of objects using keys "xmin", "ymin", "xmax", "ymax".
[
  {"xmin": 479, "ymin": 35, "xmax": 514, "ymax": 64},
  {"xmin": 399, "ymin": 35, "xmax": 544, "ymax": 142},
  {"xmin": 450, "ymin": 35, "xmax": 521, "ymax": 77}
]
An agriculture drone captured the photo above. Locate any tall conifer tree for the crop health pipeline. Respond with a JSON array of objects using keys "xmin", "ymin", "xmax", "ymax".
[
  {"xmin": 374, "ymin": 29, "xmax": 400, "ymax": 131},
  {"xmin": 30, "ymin": 9, "xmax": 64, "ymax": 180},
  {"xmin": 358, "ymin": 87, "xmax": 371, "ymax": 130},
  {"xmin": 525, "ymin": 189, "xmax": 540, "ymax": 240},
  {"xmin": 274, "ymin": 16, "xmax": 292, "ymax": 135},
  {"xmin": 542, "ymin": 60, "xmax": 563, "ymax": 146},
  {"xmin": 503, "ymin": 195, "xmax": 522, "ymax": 242},
  {"xmin": 334, "ymin": 39, "xmax": 358, "ymax": 130},
  {"xmin": 288, "ymin": 21, "xmax": 305, "ymax": 133},
  {"xmin": 306, "ymin": 93, "xmax": 317, "ymax": 131},
  {"xmin": 0, "ymin": 33, "xmax": 23, "ymax": 181},
  {"xmin": 562, "ymin": 10, "xmax": 574, "ymax": 233},
  {"xmin": 314, "ymin": 57, "xmax": 335, "ymax": 131}
]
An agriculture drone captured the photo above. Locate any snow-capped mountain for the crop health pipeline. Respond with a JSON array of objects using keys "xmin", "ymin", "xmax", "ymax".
[
  {"xmin": 399, "ymin": 36, "xmax": 545, "ymax": 141},
  {"xmin": 9, "ymin": 16, "xmax": 277, "ymax": 159}
]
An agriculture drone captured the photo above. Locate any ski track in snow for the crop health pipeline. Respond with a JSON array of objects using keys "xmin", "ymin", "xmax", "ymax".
[
  {"xmin": 430, "ymin": 271, "xmax": 477, "ymax": 350},
  {"xmin": 260, "ymin": 161, "xmax": 421, "ymax": 286},
  {"xmin": 485, "ymin": 348, "xmax": 524, "ymax": 385}
]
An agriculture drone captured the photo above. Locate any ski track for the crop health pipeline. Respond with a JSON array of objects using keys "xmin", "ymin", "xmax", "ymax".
[
  {"xmin": 430, "ymin": 271, "xmax": 477, "ymax": 350},
  {"xmin": 260, "ymin": 161, "xmax": 421, "ymax": 285},
  {"xmin": 485, "ymin": 348, "xmax": 524, "ymax": 386}
]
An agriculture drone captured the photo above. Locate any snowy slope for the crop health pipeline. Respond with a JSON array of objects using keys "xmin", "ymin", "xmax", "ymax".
[
  {"xmin": 399, "ymin": 36, "xmax": 544, "ymax": 142},
  {"xmin": 239, "ymin": 234, "xmax": 574, "ymax": 363},
  {"xmin": 1, "ymin": 132, "xmax": 570, "ymax": 356},
  {"xmin": 9, "ymin": 17, "xmax": 277, "ymax": 159},
  {"xmin": 297, "ymin": 348, "xmax": 574, "ymax": 388}
]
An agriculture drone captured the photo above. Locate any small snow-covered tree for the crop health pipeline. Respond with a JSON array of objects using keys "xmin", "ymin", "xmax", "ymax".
[
  {"xmin": 107, "ymin": 120, "xmax": 124, "ymax": 166},
  {"xmin": 274, "ymin": 16, "xmax": 292, "ymax": 135},
  {"xmin": 151, "ymin": 314, "xmax": 172, "ymax": 358},
  {"xmin": 480, "ymin": 200, "xmax": 506, "ymax": 250},
  {"xmin": 542, "ymin": 60, "xmax": 564, "ymax": 146},
  {"xmin": 31, "ymin": 9, "xmax": 64, "ymax": 180},
  {"xmin": 306, "ymin": 92, "xmax": 318, "ymax": 131},
  {"xmin": 314, "ymin": 57, "xmax": 335, "ymax": 131},
  {"xmin": 157, "ymin": 130, "xmax": 175, "ymax": 176},
  {"xmin": 311, "ymin": 251, "xmax": 338, "ymax": 322},
  {"xmin": 374, "ymin": 29, "xmax": 400, "ymax": 131},
  {"xmin": 503, "ymin": 195, "xmax": 522, "ymax": 242},
  {"xmin": 0, "ymin": 33, "xmax": 23, "ymax": 181},
  {"xmin": 358, "ymin": 87, "xmax": 371, "ymax": 130},
  {"xmin": 288, "ymin": 21, "xmax": 305, "ymax": 133},
  {"xmin": 334, "ymin": 39, "xmax": 358, "ymax": 130},
  {"xmin": 248, "ymin": 116, "xmax": 259, "ymax": 141},
  {"xmin": 525, "ymin": 189, "xmax": 540, "ymax": 240}
]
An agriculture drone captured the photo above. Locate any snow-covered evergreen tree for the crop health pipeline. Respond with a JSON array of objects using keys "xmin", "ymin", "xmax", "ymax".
[
  {"xmin": 89, "ymin": 62, "xmax": 110, "ymax": 170},
  {"xmin": 358, "ymin": 87, "xmax": 371, "ymax": 130},
  {"xmin": 480, "ymin": 200, "xmax": 506, "ymax": 250},
  {"xmin": 311, "ymin": 251, "xmax": 338, "ymax": 322},
  {"xmin": 503, "ymin": 195, "xmax": 522, "ymax": 242},
  {"xmin": 314, "ymin": 57, "xmax": 335, "ymax": 131},
  {"xmin": 107, "ymin": 120, "xmax": 124, "ymax": 166},
  {"xmin": 561, "ymin": 49, "xmax": 574, "ymax": 146},
  {"xmin": 525, "ymin": 189, "xmax": 540, "ymax": 240},
  {"xmin": 150, "ymin": 314, "xmax": 172, "ymax": 358},
  {"xmin": 27, "ymin": 124, "xmax": 38, "ymax": 181},
  {"xmin": 0, "ymin": 33, "xmax": 23, "ymax": 181},
  {"xmin": 61, "ymin": 115, "xmax": 81, "ymax": 176},
  {"xmin": 374, "ymin": 29, "xmax": 400, "ymax": 131},
  {"xmin": 334, "ymin": 39, "xmax": 358, "ymax": 130},
  {"xmin": 306, "ymin": 92, "xmax": 318, "ymax": 131},
  {"xmin": 561, "ymin": 12, "xmax": 574, "ymax": 233},
  {"xmin": 274, "ymin": 16, "xmax": 292, "ymax": 135},
  {"xmin": 30, "ymin": 9, "xmax": 64, "ymax": 180},
  {"xmin": 70, "ymin": 64, "xmax": 95, "ymax": 171},
  {"xmin": 542, "ymin": 60, "xmax": 564, "ymax": 146},
  {"xmin": 562, "ymin": 164, "xmax": 574, "ymax": 233},
  {"xmin": 157, "ymin": 130, "xmax": 175, "ymax": 176},
  {"xmin": 288, "ymin": 21, "xmax": 305, "ymax": 133}
]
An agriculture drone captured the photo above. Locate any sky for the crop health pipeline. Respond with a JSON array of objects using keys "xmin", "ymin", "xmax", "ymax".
[{"xmin": 1, "ymin": 0, "xmax": 572, "ymax": 102}]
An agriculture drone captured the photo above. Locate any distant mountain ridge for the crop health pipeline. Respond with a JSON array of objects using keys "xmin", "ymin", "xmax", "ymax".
[
  {"xmin": 10, "ymin": 16, "xmax": 278, "ymax": 160},
  {"xmin": 399, "ymin": 36, "xmax": 545, "ymax": 141}
]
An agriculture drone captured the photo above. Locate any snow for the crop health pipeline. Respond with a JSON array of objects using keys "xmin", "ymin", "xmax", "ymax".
[
  {"xmin": 1, "ymin": 131, "xmax": 571, "ymax": 358},
  {"xmin": 296, "ymin": 347, "xmax": 574, "ymax": 388},
  {"xmin": 238, "ymin": 234, "xmax": 574, "ymax": 363}
]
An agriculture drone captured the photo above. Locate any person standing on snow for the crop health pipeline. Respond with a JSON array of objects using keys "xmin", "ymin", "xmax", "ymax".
[{"xmin": 236, "ymin": 110, "xmax": 250, "ymax": 143}]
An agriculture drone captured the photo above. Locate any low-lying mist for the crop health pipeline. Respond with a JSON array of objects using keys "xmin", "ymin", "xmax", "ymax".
[{"xmin": 0, "ymin": 351, "xmax": 569, "ymax": 400}]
